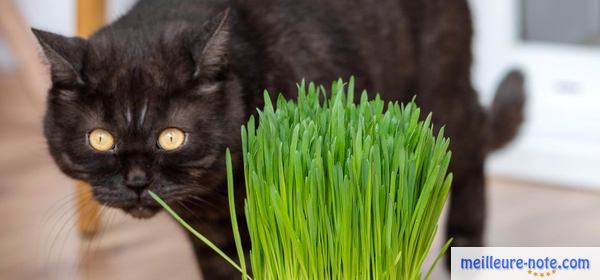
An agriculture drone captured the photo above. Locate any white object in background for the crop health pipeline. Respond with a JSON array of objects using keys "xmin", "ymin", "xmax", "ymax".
[
  {"xmin": 1, "ymin": 0, "xmax": 68, "ymax": 71},
  {"xmin": 470, "ymin": 0, "xmax": 600, "ymax": 190},
  {"xmin": 15, "ymin": 0, "xmax": 137, "ymax": 37},
  {"xmin": 5, "ymin": 0, "xmax": 136, "ymax": 72},
  {"xmin": 16, "ymin": 0, "xmax": 75, "ymax": 36}
]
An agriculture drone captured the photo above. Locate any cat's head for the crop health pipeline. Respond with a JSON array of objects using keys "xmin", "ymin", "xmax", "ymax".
[{"xmin": 33, "ymin": 11, "xmax": 245, "ymax": 218}]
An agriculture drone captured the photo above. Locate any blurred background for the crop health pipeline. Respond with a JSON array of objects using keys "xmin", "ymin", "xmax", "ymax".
[{"xmin": 0, "ymin": 0, "xmax": 599, "ymax": 279}]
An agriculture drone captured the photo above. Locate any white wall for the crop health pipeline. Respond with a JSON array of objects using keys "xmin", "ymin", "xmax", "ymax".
[
  {"xmin": 14, "ymin": 0, "xmax": 136, "ymax": 36},
  {"xmin": 1, "ymin": 0, "xmax": 137, "ymax": 69},
  {"xmin": 16, "ymin": 0, "xmax": 76, "ymax": 36},
  {"xmin": 0, "ymin": 0, "xmax": 77, "ymax": 70}
]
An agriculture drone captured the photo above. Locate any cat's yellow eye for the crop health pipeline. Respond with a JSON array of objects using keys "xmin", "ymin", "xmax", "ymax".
[
  {"xmin": 88, "ymin": 128, "xmax": 115, "ymax": 151},
  {"xmin": 158, "ymin": 128, "xmax": 186, "ymax": 151}
]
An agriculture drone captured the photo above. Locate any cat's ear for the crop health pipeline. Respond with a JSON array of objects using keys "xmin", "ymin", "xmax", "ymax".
[
  {"xmin": 31, "ymin": 28, "xmax": 87, "ymax": 87},
  {"xmin": 192, "ymin": 8, "xmax": 230, "ymax": 79}
]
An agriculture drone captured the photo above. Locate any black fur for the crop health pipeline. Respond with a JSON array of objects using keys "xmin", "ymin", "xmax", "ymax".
[{"xmin": 33, "ymin": 0, "xmax": 525, "ymax": 278}]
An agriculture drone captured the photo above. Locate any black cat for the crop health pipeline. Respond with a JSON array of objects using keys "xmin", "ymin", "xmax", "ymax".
[{"xmin": 33, "ymin": 0, "xmax": 524, "ymax": 278}]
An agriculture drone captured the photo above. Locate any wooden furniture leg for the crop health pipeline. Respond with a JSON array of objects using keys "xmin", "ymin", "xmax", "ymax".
[
  {"xmin": 75, "ymin": 181, "xmax": 101, "ymax": 237},
  {"xmin": 73, "ymin": 0, "xmax": 106, "ymax": 238}
]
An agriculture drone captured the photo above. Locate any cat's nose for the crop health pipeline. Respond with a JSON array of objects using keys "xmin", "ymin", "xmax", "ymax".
[{"xmin": 126, "ymin": 165, "xmax": 149, "ymax": 193}]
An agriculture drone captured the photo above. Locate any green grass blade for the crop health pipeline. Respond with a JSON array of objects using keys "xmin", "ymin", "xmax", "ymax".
[
  {"xmin": 226, "ymin": 149, "xmax": 249, "ymax": 279},
  {"xmin": 148, "ymin": 190, "xmax": 252, "ymax": 280}
]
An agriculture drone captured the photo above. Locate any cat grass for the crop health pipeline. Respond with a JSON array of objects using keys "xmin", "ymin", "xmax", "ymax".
[{"xmin": 151, "ymin": 78, "xmax": 453, "ymax": 279}]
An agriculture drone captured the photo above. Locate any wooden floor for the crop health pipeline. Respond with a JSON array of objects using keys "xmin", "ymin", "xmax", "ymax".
[{"xmin": 1, "ymin": 71, "xmax": 599, "ymax": 280}]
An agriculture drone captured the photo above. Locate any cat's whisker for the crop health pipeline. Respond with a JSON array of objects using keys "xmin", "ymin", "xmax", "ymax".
[
  {"xmin": 37, "ymin": 191, "xmax": 82, "ymax": 266},
  {"xmin": 164, "ymin": 190, "xmax": 221, "ymax": 213},
  {"xmin": 40, "ymin": 192, "xmax": 82, "ymax": 240},
  {"xmin": 43, "ymin": 190, "xmax": 92, "ymax": 221},
  {"xmin": 175, "ymin": 200, "xmax": 208, "ymax": 225},
  {"xmin": 182, "ymin": 196, "xmax": 223, "ymax": 213},
  {"xmin": 80, "ymin": 203, "xmax": 114, "ymax": 274},
  {"xmin": 44, "ymin": 196, "xmax": 97, "ymax": 278},
  {"xmin": 42, "ymin": 211, "xmax": 79, "ymax": 277},
  {"xmin": 45, "ymin": 196, "xmax": 89, "ymax": 260}
]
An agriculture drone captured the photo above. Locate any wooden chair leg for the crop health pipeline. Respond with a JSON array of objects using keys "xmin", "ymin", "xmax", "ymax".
[
  {"xmin": 75, "ymin": 181, "xmax": 101, "ymax": 238},
  {"xmin": 73, "ymin": 0, "xmax": 106, "ymax": 239}
]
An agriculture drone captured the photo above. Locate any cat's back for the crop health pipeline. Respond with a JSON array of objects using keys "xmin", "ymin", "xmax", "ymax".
[
  {"xmin": 111, "ymin": 0, "xmax": 226, "ymax": 28},
  {"xmin": 232, "ymin": 0, "xmax": 419, "ymax": 98},
  {"xmin": 95, "ymin": 0, "xmax": 469, "ymax": 102}
]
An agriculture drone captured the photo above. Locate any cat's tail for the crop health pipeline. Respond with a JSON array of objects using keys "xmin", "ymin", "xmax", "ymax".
[{"xmin": 485, "ymin": 69, "xmax": 526, "ymax": 152}]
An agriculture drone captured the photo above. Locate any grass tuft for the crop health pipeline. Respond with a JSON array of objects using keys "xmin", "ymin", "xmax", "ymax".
[
  {"xmin": 232, "ymin": 78, "xmax": 452, "ymax": 279},
  {"xmin": 153, "ymin": 78, "xmax": 452, "ymax": 279}
]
